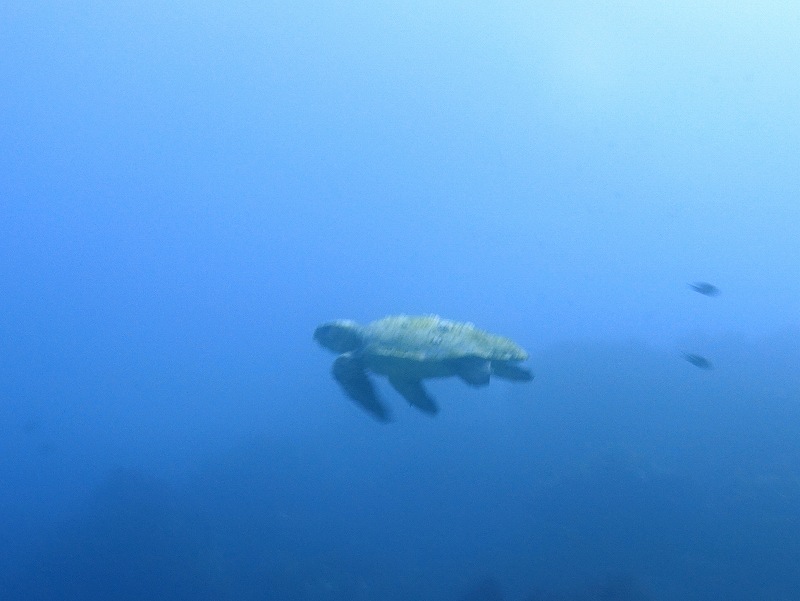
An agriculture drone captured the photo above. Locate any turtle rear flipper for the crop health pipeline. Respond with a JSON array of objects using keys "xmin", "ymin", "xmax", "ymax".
[
  {"xmin": 491, "ymin": 361, "xmax": 534, "ymax": 382},
  {"xmin": 454, "ymin": 357, "xmax": 491, "ymax": 387},
  {"xmin": 332, "ymin": 354, "xmax": 391, "ymax": 422},
  {"xmin": 388, "ymin": 376, "xmax": 439, "ymax": 415}
]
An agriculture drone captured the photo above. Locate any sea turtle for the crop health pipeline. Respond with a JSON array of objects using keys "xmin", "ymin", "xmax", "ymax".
[{"xmin": 314, "ymin": 314, "xmax": 533, "ymax": 421}]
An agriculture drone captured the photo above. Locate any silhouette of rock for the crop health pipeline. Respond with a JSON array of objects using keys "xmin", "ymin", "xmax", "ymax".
[{"xmin": 2, "ymin": 468, "xmax": 219, "ymax": 601}]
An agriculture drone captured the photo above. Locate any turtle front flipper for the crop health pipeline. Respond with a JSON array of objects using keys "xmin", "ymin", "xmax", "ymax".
[
  {"xmin": 332, "ymin": 353, "xmax": 391, "ymax": 422},
  {"xmin": 388, "ymin": 376, "xmax": 439, "ymax": 415}
]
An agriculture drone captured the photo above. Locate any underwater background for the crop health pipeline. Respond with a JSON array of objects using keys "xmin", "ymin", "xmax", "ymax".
[{"xmin": 1, "ymin": 2, "xmax": 799, "ymax": 600}]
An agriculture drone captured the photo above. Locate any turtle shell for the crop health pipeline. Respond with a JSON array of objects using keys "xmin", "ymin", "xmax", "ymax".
[{"xmin": 361, "ymin": 315, "xmax": 528, "ymax": 363}]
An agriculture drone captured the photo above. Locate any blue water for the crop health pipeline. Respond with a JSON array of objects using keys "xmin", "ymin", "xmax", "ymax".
[{"xmin": 2, "ymin": 2, "xmax": 799, "ymax": 600}]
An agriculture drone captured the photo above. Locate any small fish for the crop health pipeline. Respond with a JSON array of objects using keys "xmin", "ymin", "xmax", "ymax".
[
  {"xmin": 682, "ymin": 353, "xmax": 713, "ymax": 370},
  {"xmin": 689, "ymin": 282, "xmax": 720, "ymax": 296}
]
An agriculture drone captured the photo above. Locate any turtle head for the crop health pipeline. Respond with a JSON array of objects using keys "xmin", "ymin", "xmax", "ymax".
[{"xmin": 314, "ymin": 320, "xmax": 363, "ymax": 353}]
